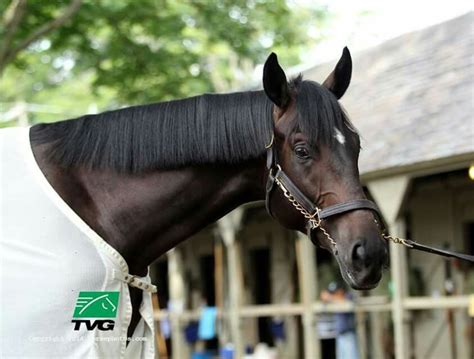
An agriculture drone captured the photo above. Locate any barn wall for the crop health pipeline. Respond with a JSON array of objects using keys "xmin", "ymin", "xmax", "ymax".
[{"xmin": 408, "ymin": 171, "xmax": 474, "ymax": 359}]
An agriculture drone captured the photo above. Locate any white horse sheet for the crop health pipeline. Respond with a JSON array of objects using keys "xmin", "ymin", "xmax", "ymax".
[{"xmin": 0, "ymin": 127, "xmax": 156, "ymax": 358}]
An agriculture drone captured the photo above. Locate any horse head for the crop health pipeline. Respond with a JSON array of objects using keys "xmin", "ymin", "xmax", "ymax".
[{"xmin": 262, "ymin": 48, "xmax": 388, "ymax": 289}]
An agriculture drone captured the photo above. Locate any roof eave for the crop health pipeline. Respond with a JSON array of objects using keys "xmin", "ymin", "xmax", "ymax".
[{"xmin": 361, "ymin": 152, "xmax": 474, "ymax": 183}]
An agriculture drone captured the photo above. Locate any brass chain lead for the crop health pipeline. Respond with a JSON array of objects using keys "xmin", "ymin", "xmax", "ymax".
[
  {"xmin": 275, "ymin": 178, "xmax": 415, "ymax": 253},
  {"xmin": 274, "ymin": 176, "xmax": 338, "ymax": 253},
  {"xmin": 373, "ymin": 218, "xmax": 414, "ymax": 248},
  {"xmin": 382, "ymin": 234, "xmax": 414, "ymax": 248},
  {"xmin": 268, "ymin": 139, "xmax": 419, "ymax": 255}
]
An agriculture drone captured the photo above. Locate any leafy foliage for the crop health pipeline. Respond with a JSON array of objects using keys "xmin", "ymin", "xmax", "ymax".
[{"xmin": 1, "ymin": 0, "xmax": 327, "ymax": 122}]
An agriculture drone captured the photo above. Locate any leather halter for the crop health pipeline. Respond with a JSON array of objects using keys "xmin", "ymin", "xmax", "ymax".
[
  {"xmin": 264, "ymin": 138, "xmax": 381, "ymax": 247},
  {"xmin": 264, "ymin": 137, "xmax": 474, "ymax": 263}
]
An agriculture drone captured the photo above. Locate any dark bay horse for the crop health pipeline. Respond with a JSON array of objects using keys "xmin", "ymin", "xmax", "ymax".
[{"xmin": 28, "ymin": 48, "xmax": 387, "ymax": 338}]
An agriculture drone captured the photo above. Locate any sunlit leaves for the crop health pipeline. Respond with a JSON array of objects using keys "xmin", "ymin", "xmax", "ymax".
[{"xmin": 1, "ymin": 0, "xmax": 326, "ymax": 118}]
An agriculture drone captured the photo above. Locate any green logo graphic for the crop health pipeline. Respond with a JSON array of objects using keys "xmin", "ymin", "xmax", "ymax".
[{"xmin": 73, "ymin": 292, "xmax": 120, "ymax": 318}]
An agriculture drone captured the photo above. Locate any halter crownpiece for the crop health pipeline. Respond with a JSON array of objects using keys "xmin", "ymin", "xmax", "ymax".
[{"xmin": 264, "ymin": 135, "xmax": 474, "ymax": 263}]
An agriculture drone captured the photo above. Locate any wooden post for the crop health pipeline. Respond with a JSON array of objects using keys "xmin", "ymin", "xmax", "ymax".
[
  {"xmin": 168, "ymin": 248, "xmax": 187, "ymax": 359},
  {"xmin": 227, "ymin": 242, "xmax": 242, "ymax": 356},
  {"xmin": 271, "ymin": 229, "xmax": 298, "ymax": 358},
  {"xmin": 152, "ymin": 293, "xmax": 168, "ymax": 358},
  {"xmin": 389, "ymin": 219, "xmax": 408, "ymax": 359},
  {"xmin": 218, "ymin": 209, "xmax": 244, "ymax": 358},
  {"xmin": 369, "ymin": 310, "xmax": 384, "ymax": 359},
  {"xmin": 214, "ymin": 236, "xmax": 224, "ymax": 347},
  {"xmin": 295, "ymin": 233, "xmax": 320, "ymax": 359},
  {"xmin": 355, "ymin": 310, "xmax": 367, "ymax": 359},
  {"xmin": 368, "ymin": 176, "xmax": 411, "ymax": 359}
]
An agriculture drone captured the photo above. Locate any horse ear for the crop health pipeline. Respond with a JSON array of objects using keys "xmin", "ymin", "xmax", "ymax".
[
  {"xmin": 263, "ymin": 53, "xmax": 290, "ymax": 109},
  {"xmin": 322, "ymin": 47, "xmax": 352, "ymax": 99}
]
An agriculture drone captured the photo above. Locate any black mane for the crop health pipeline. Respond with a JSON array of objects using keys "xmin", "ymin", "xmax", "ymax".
[{"xmin": 30, "ymin": 78, "xmax": 354, "ymax": 173}]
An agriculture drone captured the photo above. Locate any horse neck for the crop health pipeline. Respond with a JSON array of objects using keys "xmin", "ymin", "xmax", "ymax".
[
  {"xmin": 34, "ymin": 148, "xmax": 266, "ymax": 275},
  {"xmin": 30, "ymin": 89, "xmax": 272, "ymax": 274}
]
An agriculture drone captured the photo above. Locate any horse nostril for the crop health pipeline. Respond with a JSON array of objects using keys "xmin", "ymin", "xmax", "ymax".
[
  {"xmin": 356, "ymin": 245, "xmax": 366, "ymax": 260},
  {"xmin": 352, "ymin": 242, "xmax": 367, "ymax": 264}
]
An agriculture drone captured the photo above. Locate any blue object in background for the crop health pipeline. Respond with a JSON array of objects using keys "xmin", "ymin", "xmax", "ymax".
[
  {"xmin": 184, "ymin": 321, "xmax": 199, "ymax": 343},
  {"xmin": 198, "ymin": 306, "xmax": 217, "ymax": 340},
  {"xmin": 271, "ymin": 320, "xmax": 285, "ymax": 340},
  {"xmin": 191, "ymin": 352, "xmax": 213, "ymax": 359},
  {"xmin": 220, "ymin": 344, "xmax": 234, "ymax": 359},
  {"xmin": 159, "ymin": 318, "xmax": 171, "ymax": 339}
]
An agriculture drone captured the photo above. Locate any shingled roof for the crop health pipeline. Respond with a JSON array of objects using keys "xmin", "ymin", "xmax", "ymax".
[{"xmin": 303, "ymin": 12, "xmax": 473, "ymax": 177}]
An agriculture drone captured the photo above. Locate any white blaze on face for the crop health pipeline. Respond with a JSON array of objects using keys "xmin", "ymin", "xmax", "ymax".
[{"xmin": 334, "ymin": 128, "xmax": 346, "ymax": 145}]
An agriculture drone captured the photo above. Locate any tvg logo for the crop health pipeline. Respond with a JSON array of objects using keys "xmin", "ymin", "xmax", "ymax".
[{"xmin": 71, "ymin": 292, "xmax": 119, "ymax": 331}]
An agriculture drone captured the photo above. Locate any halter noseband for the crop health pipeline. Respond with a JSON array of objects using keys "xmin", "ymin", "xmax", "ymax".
[{"xmin": 264, "ymin": 135, "xmax": 381, "ymax": 253}]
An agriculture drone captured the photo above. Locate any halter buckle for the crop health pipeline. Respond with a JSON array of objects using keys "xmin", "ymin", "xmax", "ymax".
[{"xmin": 265, "ymin": 134, "xmax": 274, "ymax": 149}]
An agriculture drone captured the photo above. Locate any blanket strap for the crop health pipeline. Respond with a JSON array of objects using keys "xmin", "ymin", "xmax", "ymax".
[{"xmin": 113, "ymin": 270, "xmax": 157, "ymax": 293}]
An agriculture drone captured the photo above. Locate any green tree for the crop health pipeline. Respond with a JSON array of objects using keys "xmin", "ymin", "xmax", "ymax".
[{"xmin": 1, "ymin": 0, "xmax": 327, "ymax": 119}]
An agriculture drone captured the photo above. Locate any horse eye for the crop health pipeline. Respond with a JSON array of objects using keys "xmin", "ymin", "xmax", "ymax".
[{"xmin": 294, "ymin": 145, "xmax": 310, "ymax": 159}]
